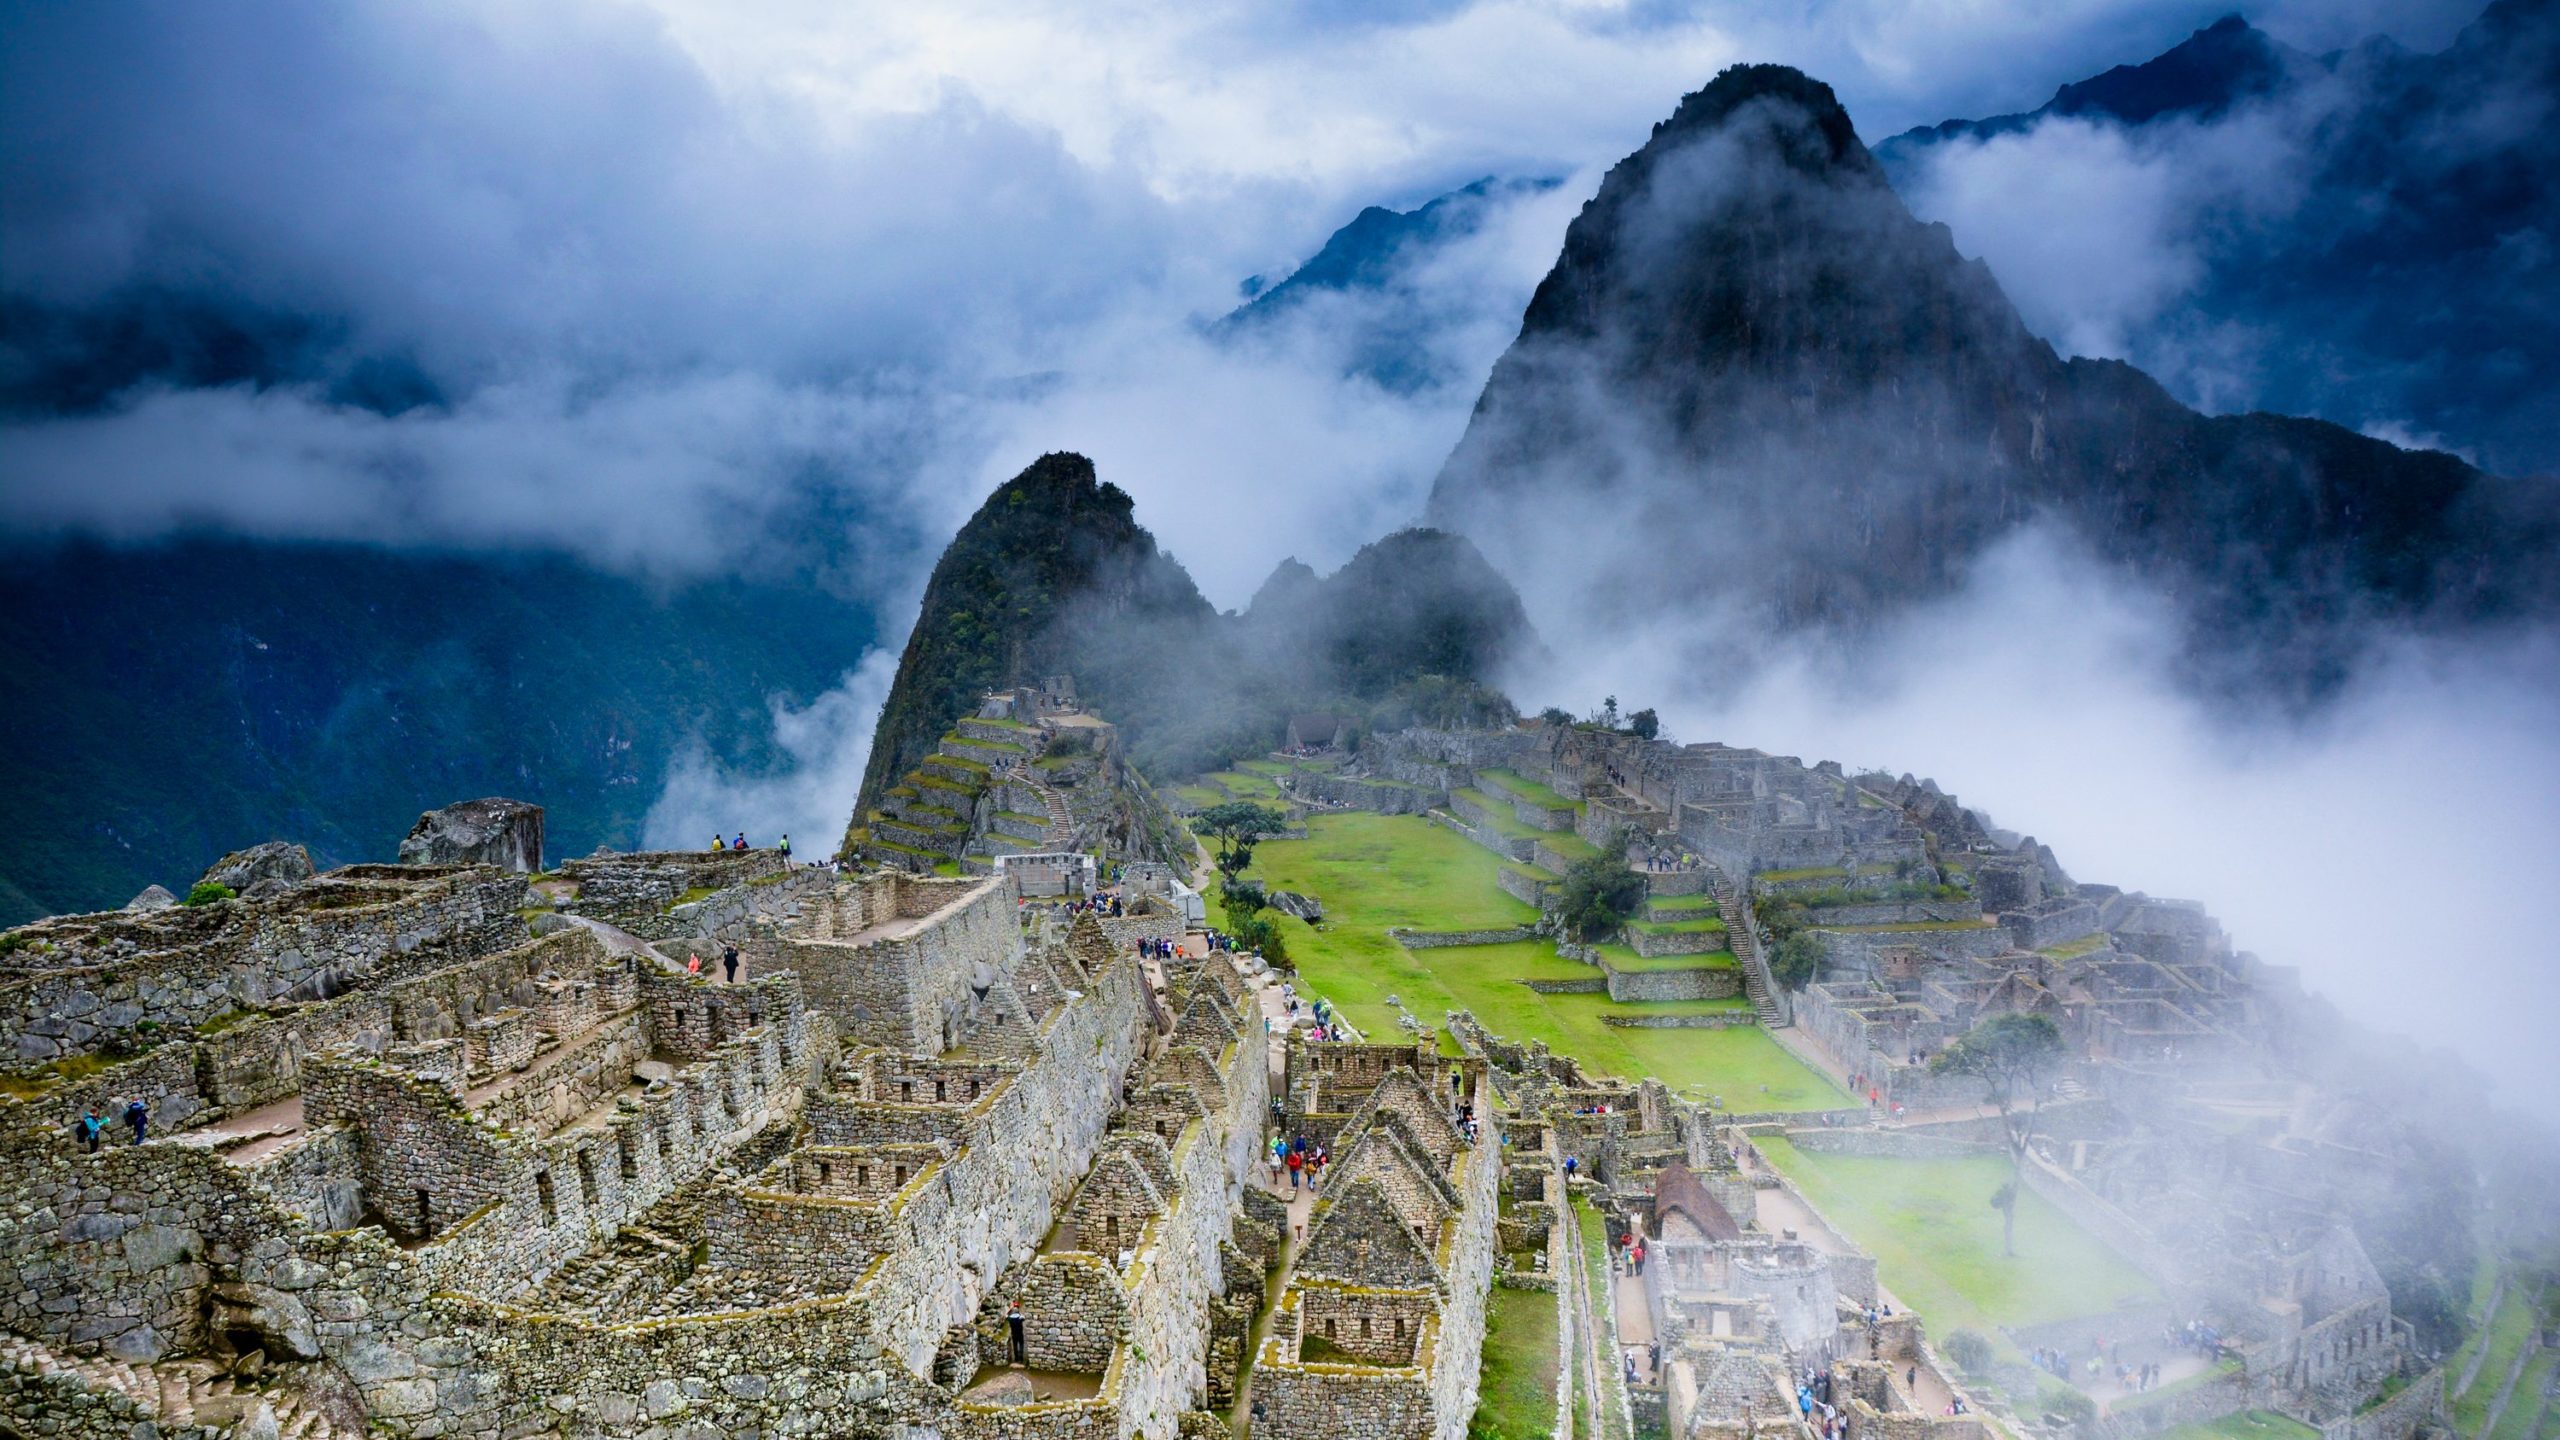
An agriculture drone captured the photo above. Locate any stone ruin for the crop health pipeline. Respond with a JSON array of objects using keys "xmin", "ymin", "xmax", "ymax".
[{"xmin": 0, "ymin": 817, "xmax": 1358, "ymax": 1439}]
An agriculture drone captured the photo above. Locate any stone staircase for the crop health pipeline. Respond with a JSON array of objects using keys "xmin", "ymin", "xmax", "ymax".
[
  {"xmin": 0, "ymin": 1332, "xmax": 356, "ymax": 1439},
  {"xmin": 1711, "ymin": 870, "xmax": 1786, "ymax": 1027},
  {"xmin": 2052, "ymin": 1076, "xmax": 2089, "ymax": 1103}
]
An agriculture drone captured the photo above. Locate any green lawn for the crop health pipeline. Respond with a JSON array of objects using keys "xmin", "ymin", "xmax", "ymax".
[
  {"xmin": 1755, "ymin": 1137, "xmax": 2159, "ymax": 1335},
  {"xmin": 2455, "ymin": 1282, "xmax": 2543, "ymax": 1434},
  {"xmin": 1590, "ymin": 942, "xmax": 1735, "ymax": 973},
  {"xmin": 1645, "ymin": 894, "xmax": 1720, "ymax": 916},
  {"xmin": 1172, "ymin": 784, "xmax": 1225, "ymax": 808},
  {"xmin": 1628, "ymin": 916, "xmax": 1728, "ymax": 937},
  {"xmin": 1207, "ymin": 770, "xmax": 1283, "ymax": 800},
  {"xmin": 1217, "ymin": 813, "xmax": 1847, "ymax": 1110},
  {"xmin": 1470, "ymin": 1286, "xmax": 1564, "ymax": 1440},
  {"xmin": 1478, "ymin": 768, "xmax": 1583, "ymax": 813},
  {"xmin": 2156, "ymin": 1411, "xmax": 2320, "ymax": 1440},
  {"xmin": 2490, "ymin": 1349, "xmax": 2554, "ymax": 1440}
]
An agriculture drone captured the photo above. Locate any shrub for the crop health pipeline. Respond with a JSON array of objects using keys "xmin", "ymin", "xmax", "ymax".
[
  {"xmin": 1942, "ymin": 1329, "xmax": 1993, "ymax": 1374},
  {"xmin": 1553, "ymin": 841, "xmax": 1645, "ymax": 942},
  {"xmin": 2043, "ymin": 1385, "xmax": 2097, "ymax": 1427},
  {"xmin": 184, "ymin": 881, "xmax": 236, "ymax": 907},
  {"xmin": 1231, "ymin": 911, "xmax": 1290, "ymax": 965}
]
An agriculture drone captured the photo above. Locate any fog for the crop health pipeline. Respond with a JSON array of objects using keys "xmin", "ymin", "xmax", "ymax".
[
  {"xmin": 1512, "ymin": 524, "xmax": 2560, "ymax": 1102},
  {"xmin": 4, "ymin": 0, "xmax": 2551, "ymax": 1087}
]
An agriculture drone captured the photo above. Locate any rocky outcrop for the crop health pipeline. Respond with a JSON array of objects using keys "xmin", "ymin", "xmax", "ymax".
[
  {"xmin": 398, "ymin": 799, "xmax": 543, "ymax": 872},
  {"xmin": 197, "ymin": 842, "xmax": 315, "ymax": 897},
  {"xmin": 124, "ymin": 884, "xmax": 178, "ymax": 911}
]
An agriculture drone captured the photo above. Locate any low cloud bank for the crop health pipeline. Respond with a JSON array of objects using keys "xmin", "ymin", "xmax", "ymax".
[
  {"xmin": 642, "ymin": 648, "xmax": 900, "ymax": 857},
  {"xmin": 1513, "ymin": 526, "xmax": 2560, "ymax": 1102}
]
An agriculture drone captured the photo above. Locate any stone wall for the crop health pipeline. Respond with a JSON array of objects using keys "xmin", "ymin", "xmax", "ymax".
[
  {"xmin": 1601, "ymin": 961, "xmax": 1740, "ymax": 1004},
  {"xmin": 1496, "ymin": 865, "xmax": 1554, "ymax": 907},
  {"xmin": 1300, "ymin": 773, "xmax": 1438, "ymax": 815},
  {"xmin": 1392, "ymin": 925, "xmax": 1541, "ymax": 949},
  {"xmin": 1, "ymin": 868, "xmax": 531, "ymax": 1067},
  {"xmin": 557, "ymin": 849, "xmax": 787, "ymax": 931},
  {"xmin": 764, "ymin": 875, "xmax": 1017, "ymax": 1053}
]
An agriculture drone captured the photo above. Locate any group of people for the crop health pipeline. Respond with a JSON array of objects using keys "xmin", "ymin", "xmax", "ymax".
[
  {"xmin": 1796, "ymin": 1368, "xmax": 1846, "ymax": 1438},
  {"xmin": 71, "ymin": 1098, "xmax": 149, "ymax": 1153},
  {"xmin": 684, "ymin": 942, "xmax": 744, "ymax": 983},
  {"xmin": 1269, "ymin": 1134, "xmax": 1329, "ymax": 1194},
  {"xmin": 1641, "ymin": 848, "xmax": 1700, "ymax": 873},
  {"xmin": 706, "ymin": 831, "xmax": 791, "ymax": 859},
  {"xmin": 2174, "ymin": 1318, "xmax": 2228, "ymax": 1362},
  {"xmin": 1613, "ymin": 1229, "xmax": 1648, "ymax": 1276},
  {"xmin": 1136, "ymin": 935, "xmax": 1182, "ymax": 960}
]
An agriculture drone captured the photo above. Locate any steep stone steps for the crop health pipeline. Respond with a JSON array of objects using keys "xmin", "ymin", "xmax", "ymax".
[{"xmin": 1712, "ymin": 871, "xmax": 1786, "ymax": 1027}]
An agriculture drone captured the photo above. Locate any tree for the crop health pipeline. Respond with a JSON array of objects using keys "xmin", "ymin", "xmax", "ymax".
[
  {"xmin": 1769, "ymin": 932, "xmax": 1822, "ymax": 990},
  {"xmin": 184, "ymin": 881, "xmax": 235, "ymax": 907},
  {"xmin": 1598, "ymin": 695, "xmax": 1621, "ymax": 728},
  {"xmin": 1932, "ymin": 1011, "xmax": 2067, "ymax": 1256},
  {"xmin": 1553, "ymin": 842, "xmax": 1646, "ymax": 943},
  {"xmin": 1195, "ymin": 802, "xmax": 1289, "ymax": 885},
  {"xmin": 1627, "ymin": 707, "xmax": 1659, "ymax": 740},
  {"xmin": 1538, "ymin": 706, "xmax": 1574, "ymax": 727}
]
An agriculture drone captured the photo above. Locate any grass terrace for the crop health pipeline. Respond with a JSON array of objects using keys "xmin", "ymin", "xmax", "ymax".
[
  {"xmin": 1754, "ymin": 1137, "xmax": 2159, "ymax": 1337},
  {"xmin": 2452, "ymin": 1280, "xmax": 2544, "ymax": 1434},
  {"xmin": 1477, "ymin": 768, "xmax": 1583, "ymax": 813},
  {"xmin": 2038, "ymin": 934, "xmax": 2111, "ymax": 961},
  {"xmin": 1645, "ymin": 894, "xmax": 1720, "ymax": 916},
  {"xmin": 1591, "ymin": 943, "xmax": 1736, "ymax": 974},
  {"xmin": 1211, "ymin": 812, "xmax": 1847, "ymax": 1109},
  {"xmin": 1172, "ymin": 784, "xmax": 1226, "ymax": 808},
  {"xmin": 1628, "ymin": 916, "xmax": 1729, "ymax": 938},
  {"xmin": 1206, "ymin": 769, "xmax": 1284, "ymax": 800},
  {"xmin": 945, "ymin": 731, "xmax": 1028, "ymax": 753},
  {"xmin": 1470, "ymin": 1286, "xmax": 1565, "ymax": 1440}
]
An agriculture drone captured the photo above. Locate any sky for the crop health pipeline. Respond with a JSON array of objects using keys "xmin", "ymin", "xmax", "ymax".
[{"xmin": 1, "ymin": 0, "xmax": 2546, "ymax": 1090}]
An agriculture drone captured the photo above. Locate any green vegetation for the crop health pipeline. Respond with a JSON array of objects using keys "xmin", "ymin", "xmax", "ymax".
[
  {"xmin": 196, "ymin": 1008, "xmax": 259, "ymax": 1037},
  {"xmin": 2487, "ymin": 1349, "xmax": 2553, "ymax": 1440},
  {"xmin": 183, "ymin": 881, "xmax": 235, "ymax": 907},
  {"xmin": 1933, "ymin": 1011, "xmax": 2068, "ymax": 1254},
  {"xmin": 1554, "ymin": 846, "xmax": 1645, "ymax": 942},
  {"xmin": 2453, "ymin": 1281, "xmax": 2543, "ymax": 1434},
  {"xmin": 1577, "ymin": 1200, "xmax": 1628, "ymax": 1439},
  {"xmin": 1477, "ymin": 768, "xmax": 1582, "ymax": 812},
  {"xmin": 1589, "ymin": 943, "xmax": 1735, "ymax": 973},
  {"xmin": 1644, "ymin": 893, "xmax": 1718, "ymax": 917},
  {"xmin": 1207, "ymin": 769, "xmax": 1284, "ymax": 801},
  {"xmin": 1208, "ymin": 813, "xmax": 1846, "ymax": 1107},
  {"xmin": 1770, "ymin": 932, "xmax": 1822, "ymax": 990},
  {"xmin": 1755, "ymin": 1136, "xmax": 2158, "ymax": 1335},
  {"xmin": 1172, "ymin": 785, "xmax": 1225, "ymax": 809},
  {"xmin": 1470, "ymin": 1286, "xmax": 1563, "ymax": 1440},
  {"xmin": 1626, "ymin": 916, "xmax": 1728, "ymax": 937},
  {"xmin": 2039, "ymin": 934, "xmax": 2110, "ymax": 960}
]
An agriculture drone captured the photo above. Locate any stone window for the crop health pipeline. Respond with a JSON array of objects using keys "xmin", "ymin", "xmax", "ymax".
[
  {"xmin": 535, "ymin": 1170, "xmax": 558, "ymax": 1225},
  {"xmin": 858, "ymin": 1164, "xmax": 872, "ymax": 1188},
  {"xmin": 894, "ymin": 1164, "xmax": 909, "ymax": 1187},
  {"xmin": 935, "ymin": 1079, "xmax": 947, "ymax": 1101},
  {"xmin": 818, "ymin": 1160, "xmax": 834, "ymax": 1186}
]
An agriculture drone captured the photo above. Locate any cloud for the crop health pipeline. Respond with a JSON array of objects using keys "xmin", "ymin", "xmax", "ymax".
[
  {"xmin": 642, "ymin": 647, "xmax": 901, "ymax": 855},
  {"xmin": 1510, "ymin": 524, "xmax": 2560, "ymax": 1103}
]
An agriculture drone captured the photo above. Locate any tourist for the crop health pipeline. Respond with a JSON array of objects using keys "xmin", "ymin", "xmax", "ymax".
[
  {"xmin": 74, "ymin": 1111, "xmax": 103, "ymax": 1154},
  {"xmin": 712, "ymin": 834, "xmax": 725, "ymax": 851},
  {"xmin": 687, "ymin": 953, "xmax": 703, "ymax": 976},
  {"xmin": 734, "ymin": 831, "xmax": 747, "ymax": 850},
  {"xmin": 722, "ymin": 944, "xmax": 740, "ymax": 983},
  {"xmin": 1007, "ymin": 1300, "xmax": 1026, "ymax": 1366},
  {"xmin": 1286, "ymin": 1148, "xmax": 1303, "ymax": 1192},
  {"xmin": 1632, "ymin": 1239, "xmax": 1645, "ymax": 1275},
  {"xmin": 1907, "ymin": 1365, "xmax": 1918, "ymax": 1391},
  {"xmin": 1564, "ymin": 1154, "xmax": 1579, "ymax": 1180},
  {"xmin": 779, "ymin": 834, "xmax": 791, "ymax": 861},
  {"xmin": 124, "ymin": 1097, "xmax": 147, "ymax": 1144}
]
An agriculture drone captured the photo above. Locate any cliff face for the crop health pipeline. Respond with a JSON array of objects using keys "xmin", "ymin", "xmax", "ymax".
[
  {"xmin": 1879, "ymin": 1, "xmax": 2560, "ymax": 478},
  {"xmin": 1424, "ymin": 64, "xmax": 2556, "ymax": 692},
  {"xmin": 848, "ymin": 452, "xmax": 1214, "ymax": 826},
  {"xmin": 846, "ymin": 461, "xmax": 1540, "ymax": 853}
]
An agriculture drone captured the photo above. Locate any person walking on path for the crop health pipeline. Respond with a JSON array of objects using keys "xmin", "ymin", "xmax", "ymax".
[
  {"xmin": 779, "ymin": 834, "xmax": 791, "ymax": 862},
  {"xmin": 1286, "ymin": 1148, "xmax": 1304, "ymax": 1192},
  {"xmin": 722, "ymin": 944, "xmax": 741, "ymax": 983},
  {"xmin": 124, "ymin": 1098, "xmax": 148, "ymax": 1144},
  {"xmin": 74, "ymin": 1111, "xmax": 103, "ymax": 1154}
]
